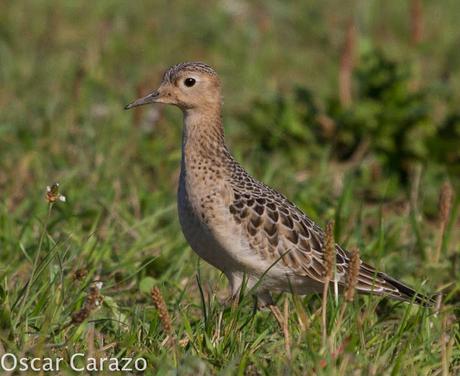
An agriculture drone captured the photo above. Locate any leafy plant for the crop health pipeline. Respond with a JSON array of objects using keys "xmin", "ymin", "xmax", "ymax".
[
  {"xmin": 238, "ymin": 87, "xmax": 323, "ymax": 163},
  {"xmin": 241, "ymin": 48, "xmax": 459, "ymax": 185},
  {"xmin": 327, "ymin": 50, "xmax": 435, "ymax": 183}
]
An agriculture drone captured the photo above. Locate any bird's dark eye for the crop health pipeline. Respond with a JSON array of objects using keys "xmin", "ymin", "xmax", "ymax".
[{"xmin": 184, "ymin": 78, "xmax": 196, "ymax": 87}]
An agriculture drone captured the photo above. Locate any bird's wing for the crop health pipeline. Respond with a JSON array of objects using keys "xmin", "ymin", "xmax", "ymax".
[
  {"xmin": 229, "ymin": 184, "xmax": 347, "ymax": 283},
  {"xmin": 228, "ymin": 179, "xmax": 430, "ymax": 303}
]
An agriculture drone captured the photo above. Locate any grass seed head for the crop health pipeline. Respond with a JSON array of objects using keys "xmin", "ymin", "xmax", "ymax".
[
  {"xmin": 71, "ymin": 281, "xmax": 103, "ymax": 324},
  {"xmin": 439, "ymin": 181, "xmax": 453, "ymax": 224},
  {"xmin": 151, "ymin": 287, "xmax": 173, "ymax": 336},
  {"xmin": 71, "ymin": 306, "xmax": 91, "ymax": 324},
  {"xmin": 345, "ymin": 247, "xmax": 360, "ymax": 302},
  {"xmin": 73, "ymin": 268, "xmax": 88, "ymax": 281}
]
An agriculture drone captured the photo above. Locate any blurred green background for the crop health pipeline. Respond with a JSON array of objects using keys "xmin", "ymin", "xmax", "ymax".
[
  {"xmin": 1, "ymin": 0, "xmax": 459, "ymax": 209},
  {"xmin": 0, "ymin": 0, "xmax": 459, "ymax": 374}
]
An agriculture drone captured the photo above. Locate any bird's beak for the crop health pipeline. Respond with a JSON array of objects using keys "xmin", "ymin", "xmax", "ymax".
[{"xmin": 124, "ymin": 90, "xmax": 160, "ymax": 110}]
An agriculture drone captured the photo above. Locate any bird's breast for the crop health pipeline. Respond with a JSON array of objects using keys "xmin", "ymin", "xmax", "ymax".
[{"xmin": 177, "ymin": 162, "xmax": 240, "ymax": 272}]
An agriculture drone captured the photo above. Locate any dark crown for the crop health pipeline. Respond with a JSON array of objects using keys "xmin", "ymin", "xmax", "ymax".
[{"xmin": 162, "ymin": 62, "xmax": 217, "ymax": 83}]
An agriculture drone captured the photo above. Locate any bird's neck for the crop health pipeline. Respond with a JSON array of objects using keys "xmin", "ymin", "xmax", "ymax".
[{"xmin": 181, "ymin": 107, "xmax": 227, "ymax": 163}]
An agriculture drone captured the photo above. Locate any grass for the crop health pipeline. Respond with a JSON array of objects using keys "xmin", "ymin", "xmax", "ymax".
[{"xmin": 0, "ymin": 1, "xmax": 459, "ymax": 374}]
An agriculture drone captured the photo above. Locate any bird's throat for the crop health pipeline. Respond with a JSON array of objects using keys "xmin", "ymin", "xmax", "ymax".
[{"xmin": 182, "ymin": 108, "xmax": 226, "ymax": 161}]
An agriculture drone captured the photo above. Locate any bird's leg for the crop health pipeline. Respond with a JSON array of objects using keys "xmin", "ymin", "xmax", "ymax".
[
  {"xmin": 256, "ymin": 291, "xmax": 285, "ymax": 330},
  {"xmin": 221, "ymin": 273, "xmax": 243, "ymax": 309},
  {"xmin": 268, "ymin": 304, "xmax": 285, "ymax": 330}
]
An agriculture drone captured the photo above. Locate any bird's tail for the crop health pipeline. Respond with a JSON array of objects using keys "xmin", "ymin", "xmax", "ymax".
[
  {"xmin": 377, "ymin": 272, "xmax": 436, "ymax": 307},
  {"xmin": 357, "ymin": 262, "xmax": 436, "ymax": 307}
]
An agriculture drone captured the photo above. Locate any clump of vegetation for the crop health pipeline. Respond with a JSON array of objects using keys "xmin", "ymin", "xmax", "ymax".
[
  {"xmin": 328, "ymin": 50, "xmax": 434, "ymax": 182},
  {"xmin": 241, "ymin": 49, "xmax": 458, "ymax": 186},
  {"xmin": 238, "ymin": 87, "xmax": 322, "ymax": 163}
]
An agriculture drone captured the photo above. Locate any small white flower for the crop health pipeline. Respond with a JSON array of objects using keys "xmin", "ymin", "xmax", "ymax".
[{"xmin": 46, "ymin": 182, "xmax": 66, "ymax": 203}]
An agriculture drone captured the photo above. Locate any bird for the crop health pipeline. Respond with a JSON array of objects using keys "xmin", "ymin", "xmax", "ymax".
[{"xmin": 125, "ymin": 62, "xmax": 433, "ymax": 317}]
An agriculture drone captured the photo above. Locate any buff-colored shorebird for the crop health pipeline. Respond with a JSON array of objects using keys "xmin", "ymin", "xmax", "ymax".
[{"xmin": 125, "ymin": 62, "xmax": 432, "ymax": 319}]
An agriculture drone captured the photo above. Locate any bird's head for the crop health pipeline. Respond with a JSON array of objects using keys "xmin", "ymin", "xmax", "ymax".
[{"xmin": 125, "ymin": 62, "xmax": 222, "ymax": 112}]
